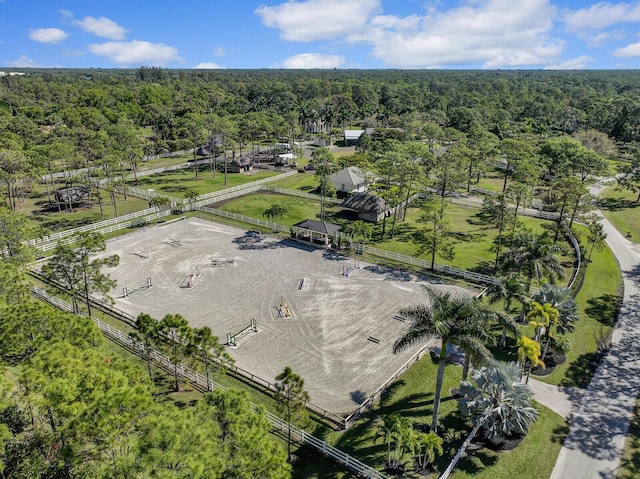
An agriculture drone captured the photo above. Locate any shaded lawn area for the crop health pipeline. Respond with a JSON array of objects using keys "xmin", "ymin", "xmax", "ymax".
[
  {"xmin": 618, "ymin": 393, "xmax": 640, "ymax": 479},
  {"xmin": 317, "ymin": 354, "xmax": 567, "ymax": 479},
  {"xmin": 373, "ymin": 204, "xmax": 573, "ymax": 280},
  {"xmin": 544, "ymin": 239, "xmax": 622, "ymax": 388},
  {"xmin": 19, "ymin": 187, "xmax": 150, "ymax": 233},
  {"xmin": 133, "ymin": 167, "xmax": 277, "ymax": 198},
  {"xmin": 597, "ymin": 186, "xmax": 640, "ymax": 242}
]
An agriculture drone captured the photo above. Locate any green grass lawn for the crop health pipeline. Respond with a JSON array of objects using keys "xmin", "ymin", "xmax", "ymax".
[
  {"xmin": 215, "ymin": 191, "xmax": 341, "ymax": 226},
  {"xmin": 133, "ymin": 167, "xmax": 276, "ymax": 199},
  {"xmin": 271, "ymin": 172, "xmax": 321, "ymax": 191},
  {"xmin": 20, "ymin": 187, "xmax": 150, "ymax": 233},
  {"xmin": 542, "ymin": 237, "xmax": 622, "ymax": 387},
  {"xmin": 598, "ymin": 186, "xmax": 640, "ymax": 242},
  {"xmin": 314, "ymin": 354, "xmax": 567, "ymax": 478},
  {"xmin": 216, "ymin": 192, "xmax": 575, "ymax": 281}
]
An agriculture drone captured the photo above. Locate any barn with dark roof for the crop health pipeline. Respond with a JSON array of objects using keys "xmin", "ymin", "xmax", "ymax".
[{"xmin": 341, "ymin": 192, "xmax": 387, "ymax": 222}]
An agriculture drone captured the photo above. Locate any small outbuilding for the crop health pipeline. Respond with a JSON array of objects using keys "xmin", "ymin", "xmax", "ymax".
[
  {"xmin": 229, "ymin": 156, "xmax": 254, "ymax": 173},
  {"xmin": 341, "ymin": 192, "xmax": 387, "ymax": 222},
  {"xmin": 344, "ymin": 129, "xmax": 365, "ymax": 146},
  {"xmin": 330, "ymin": 166, "xmax": 367, "ymax": 194},
  {"xmin": 291, "ymin": 219, "xmax": 341, "ymax": 247},
  {"xmin": 55, "ymin": 185, "xmax": 90, "ymax": 206},
  {"xmin": 276, "ymin": 153, "xmax": 297, "ymax": 167}
]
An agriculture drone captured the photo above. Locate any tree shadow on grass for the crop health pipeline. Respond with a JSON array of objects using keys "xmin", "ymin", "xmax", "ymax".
[
  {"xmin": 585, "ymin": 294, "xmax": 622, "ymax": 327},
  {"xmin": 552, "ymin": 422, "xmax": 570, "ymax": 444},
  {"xmin": 379, "ymin": 380, "xmax": 406, "ymax": 407},
  {"xmin": 559, "ymin": 352, "xmax": 598, "ymax": 388},
  {"xmin": 596, "ymin": 197, "xmax": 640, "ymax": 211},
  {"xmin": 470, "ymin": 260, "xmax": 497, "ymax": 276},
  {"xmin": 160, "ymin": 185, "xmax": 190, "ymax": 194},
  {"xmin": 451, "ymin": 231, "xmax": 487, "ymax": 243}
]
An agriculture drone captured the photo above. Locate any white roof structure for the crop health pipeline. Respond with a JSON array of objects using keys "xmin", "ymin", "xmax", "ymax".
[{"xmin": 344, "ymin": 130, "xmax": 365, "ymax": 141}]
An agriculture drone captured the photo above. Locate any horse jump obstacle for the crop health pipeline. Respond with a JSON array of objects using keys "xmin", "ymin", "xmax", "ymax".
[
  {"xmin": 123, "ymin": 277, "xmax": 152, "ymax": 298},
  {"xmin": 226, "ymin": 318, "xmax": 257, "ymax": 346},
  {"xmin": 134, "ymin": 248, "xmax": 150, "ymax": 259},
  {"xmin": 342, "ymin": 260, "xmax": 360, "ymax": 278},
  {"xmin": 167, "ymin": 236, "xmax": 182, "ymax": 247},
  {"xmin": 180, "ymin": 265, "xmax": 201, "ymax": 288},
  {"xmin": 298, "ymin": 277, "xmax": 310, "ymax": 291},
  {"xmin": 277, "ymin": 296, "xmax": 293, "ymax": 319},
  {"xmin": 211, "ymin": 257, "xmax": 235, "ymax": 267}
]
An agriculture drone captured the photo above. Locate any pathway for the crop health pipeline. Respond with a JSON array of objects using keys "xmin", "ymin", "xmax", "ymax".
[{"xmin": 550, "ymin": 181, "xmax": 640, "ymax": 479}]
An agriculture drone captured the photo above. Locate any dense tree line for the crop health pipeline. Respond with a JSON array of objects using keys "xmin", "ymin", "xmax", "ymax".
[{"xmin": 0, "ymin": 248, "xmax": 290, "ymax": 478}]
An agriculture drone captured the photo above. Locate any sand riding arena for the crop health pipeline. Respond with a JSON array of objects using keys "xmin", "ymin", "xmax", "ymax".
[{"xmin": 100, "ymin": 217, "xmax": 466, "ymax": 417}]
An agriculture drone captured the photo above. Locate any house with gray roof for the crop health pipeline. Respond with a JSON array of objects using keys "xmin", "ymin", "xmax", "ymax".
[{"xmin": 330, "ymin": 166, "xmax": 367, "ymax": 194}]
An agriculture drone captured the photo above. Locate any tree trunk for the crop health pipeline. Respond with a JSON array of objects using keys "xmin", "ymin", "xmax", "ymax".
[
  {"xmin": 431, "ymin": 344, "xmax": 447, "ymax": 433},
  {"xmin": 462, "ymin": 356, "xmax": 472, "ymax": 381}
]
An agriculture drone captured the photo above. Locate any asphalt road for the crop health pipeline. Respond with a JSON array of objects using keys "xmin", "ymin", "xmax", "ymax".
[{"xmin": 550, "ymin": 182, "xmax": 640, "ymax": 479}]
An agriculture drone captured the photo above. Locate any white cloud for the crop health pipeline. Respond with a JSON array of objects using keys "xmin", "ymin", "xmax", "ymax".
[
  {"xmin": 544, "ymin": 55, "xmax": 595, "ymax": 69},
  {"xmin": 212, "ymin": 46, "xmax": 225, "ymax": 57},
  {"xmin": 563, "ymin": 2, "xmax": 640, "ymax": 33},
  {"xmin": 614, "ymin": 41, "xmax": 640, "ymax": 57},
  {"xmin": 366, "ymin": 0, "xmax": 561, "ymax": 68},
  {"xmin": 194, "ymin": 62, "xmax": 225, "ymax": 69},
  {"xmin": 73, "ymin": 16, "xmax": 127, "ymax": 40},
  {"xmin": 5, "ymin": 55, "xmax": 46, "ymax": 67},
  {"xmin": 88, "ymin": 40, "xmax": 182, "ymax": 65},
  {"xmin": 258, "ymin": 0, "xmax": 563, "ymax": 68},
  {"xmin": 59, "ymin": 9, "xmax": 73, "ymax": 20},
  {"xmin": 28, "ymin": 28, "xmax": 68, "ymax": 44},
  {"xmin": 281, "ymin": 53, "xmax": 345, "ymax": 68},
  {"xmin": 256, "ymin": 0, "xmax": 380, "ymax": 42},
  {"xmin": 586, "ymin": 30, "xmax": 626, "ymax": 47}
]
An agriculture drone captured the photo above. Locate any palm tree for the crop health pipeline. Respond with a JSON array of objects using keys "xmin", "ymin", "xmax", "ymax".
[
  {"xmin": 393, "ymin": 287, "xmax": 494, "ymax": 432},
  {"xmin": 459, "ymin": 299, "xmax": 503, "ymax": 381},
  {"xmin": 516, "ymin": 336, "xmax": 545, "ymax": 383},
  {"xmin": 262, "ymin": 203, "xmax": 288, "ymax": 232},
  {"xmin": 375, "ymin": 413, "xmax": 412, "ymax": 470},
  {"xmin": 407, "ymin": 430, "xmax": 444, "ymax": 472},
  {"xmin": 485, "ymin": 273, "xmax": 527, "ymax": 347},
  {"xmin": 346, "ymin": 220, "xmax": 373, "ymax": 253},
  {"xmin": 533, "ymin": 284, "xmax": 578, "ymax": 335},
  {"xmin": 458, "ymin": 361, "xmax": 539, "ymax": 444},
  {"xmin": 526, "ymin": 301, "xmax": 559, "ymax": 360},
  {"xmin": 499, "ymin": 231, "xmax": 564, "ymax": 293}
]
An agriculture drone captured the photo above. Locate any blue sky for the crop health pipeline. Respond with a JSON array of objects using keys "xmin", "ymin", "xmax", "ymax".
[{"xmin": 2, "ymin": 0, "xmax": 640, "ymax": 69}]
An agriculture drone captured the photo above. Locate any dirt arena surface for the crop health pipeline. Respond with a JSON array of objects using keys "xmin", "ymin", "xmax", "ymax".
[{"xmin": 101, "ymin": 217, "xmax": 466, "ymax": 415}]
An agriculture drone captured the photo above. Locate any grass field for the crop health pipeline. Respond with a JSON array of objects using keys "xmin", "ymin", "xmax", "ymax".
[
  {"xmin": 132, "ymin": 166, "xmax": 277, "ymax": 198},
  {"xmin": 537, "ymin": 237, "xmax": 622, "ymax": 387},
  {"xmin": 215, "ymin": 191, "xmax": 575, "ymax": 280},
  {"xmin": 598, "ymin": 186, "xmax": 640, "ymax": 242}
]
